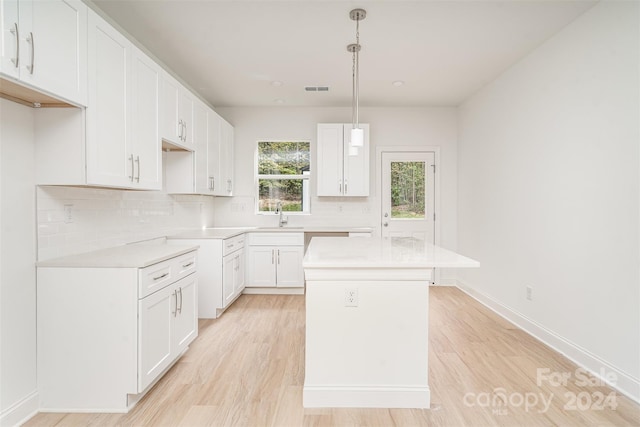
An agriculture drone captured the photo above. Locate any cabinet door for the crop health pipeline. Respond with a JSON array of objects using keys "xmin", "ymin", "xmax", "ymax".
[
  {"xmin": 343, "ymin": 123, "xmax": 370, "ymax": 196},
  {"xmin": 160, "ymin": 73, "xmax": 180, "ymax": 145},
  {"xmin": 219, "ymin": 118, "xmax": 234, "ymax": 196},
  {"xmin": 222, "ymin": 253, "xmax": 235, "ymax": 306},
  {"xmin": 246, "ymin": 246, "xmax": 277, "ymax": 287},
  {"xmin": 276, "ymin": 246, "xmax": 304, "ymax": 287},
  {"xmin": 317, "ymin": 124, "xmax": 344, "ymax": 196},
  {"xmin": 178, "ymin": 90, "xmax": 193, "ymax": 147},
  {"xmin": 1, "ymin": 0, "xmax": 19, "ymax": 78},
  {"xmin": 86, "ymin": 10, "xmax": 132, "ymax": 188},
  {"xmin": 138, "ymin": 283, "xmax": 175, "ymax": 392},
  {"xmin": 194, "ymin": 101, "xmax": 211, "ymax": 194},
  {"xmin": 173, "ymin": 275, "xmax": 198, "ymax": 355},
  {"xmin": 25, "ymin": 0, "xmax": 87, "ymax": 105},
  {"xmin": 131, "ymin": 46, "xmax": 161, "ymax": 190},
  {"xmin": 234, "ymin": 249, "xmax": 245, "ymax": 294},
  {"xmin": 207, "ymin": 111, "xmax": 223, "ymax": 195}
]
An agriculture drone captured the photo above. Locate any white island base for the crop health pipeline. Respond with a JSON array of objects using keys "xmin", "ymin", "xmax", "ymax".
[{"xmin": 302, "ymin": 237, "xmax": 480, "ymax": 409}]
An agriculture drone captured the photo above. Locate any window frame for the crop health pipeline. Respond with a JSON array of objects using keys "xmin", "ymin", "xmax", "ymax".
[{"xmin": 255, "ymin": 140, "xmax": 312, "ymax": 215}]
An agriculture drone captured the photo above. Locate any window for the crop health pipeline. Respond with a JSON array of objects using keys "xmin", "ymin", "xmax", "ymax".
[{"xmin": 257, "ymin": 141, "xmax": 310, "ymax": 213}]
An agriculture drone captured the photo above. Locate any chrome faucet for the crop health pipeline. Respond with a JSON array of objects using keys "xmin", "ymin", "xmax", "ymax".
[{"xmin": 275, "ymin": 201, "xmax": 288, "ymax": 227}]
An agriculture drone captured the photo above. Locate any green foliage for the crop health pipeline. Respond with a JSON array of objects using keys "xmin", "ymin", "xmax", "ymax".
[
  {"xmin": 258, "ymin": 141, "xmax": 310, "ymax": 212},
  {"xmin": 390, "ymin": 161, "xmax": 426, "ymax": 218}
]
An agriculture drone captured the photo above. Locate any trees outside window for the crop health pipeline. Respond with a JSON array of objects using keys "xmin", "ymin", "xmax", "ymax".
[{"xmin": 257, "ymin": 141, "xmax": 310, "ymax": 213}]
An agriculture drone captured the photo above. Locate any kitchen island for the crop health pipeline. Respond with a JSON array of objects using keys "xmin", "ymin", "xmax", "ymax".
[{"xmin": 302, "ymin": 236, "xmax": 479, "ymax": 409}]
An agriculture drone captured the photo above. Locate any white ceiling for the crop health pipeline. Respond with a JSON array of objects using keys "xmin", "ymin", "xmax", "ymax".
[{"xmin": 93, "ymin": 0, "xmax": 596, "ymax": 108}]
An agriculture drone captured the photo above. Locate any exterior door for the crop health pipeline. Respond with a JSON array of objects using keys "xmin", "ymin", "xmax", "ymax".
[{"xmin": 381, "ymin": 151, "xmax": 435, "ymax": 243}]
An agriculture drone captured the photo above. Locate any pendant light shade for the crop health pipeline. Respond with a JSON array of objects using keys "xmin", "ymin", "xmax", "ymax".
[
  {"xmin": 348, "ymin": 143, "xmax": 359, "ymax": 157},
  {"xmin": 350, "ymin": 127, "xmax": 364, "ymax": 147}
]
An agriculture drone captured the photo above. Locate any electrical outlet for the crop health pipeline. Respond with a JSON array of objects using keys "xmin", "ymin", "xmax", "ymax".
[
  {"xmin": 64, "ymin": 204, "xmax": 73, "ymax": 223},
  {"xmin": 526, "ymin": 286, "xmax": 533, "ymax": 301},
  {"xmin": 344, "ymin": 288, "xmax": 358, "ymax": 307}
]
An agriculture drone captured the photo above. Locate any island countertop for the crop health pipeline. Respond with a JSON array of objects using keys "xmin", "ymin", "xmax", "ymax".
[{"xmin": 303, "ymin": 236, "xmax": 480, "ymax": 269}]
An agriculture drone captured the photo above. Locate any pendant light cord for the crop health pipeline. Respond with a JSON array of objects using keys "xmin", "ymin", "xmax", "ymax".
[{"xmin": 355, "ymin": 17, "xmax": 360, "ymax": 129}]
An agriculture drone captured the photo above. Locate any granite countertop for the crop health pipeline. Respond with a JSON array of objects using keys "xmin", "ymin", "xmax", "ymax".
[
  {"xmin": 36, "ymin": 244, "xmax": 199, "ymax": 268},
  {"xmin": 168, "ymin": 226, "xmax": 374, "ymax": 240},
  {"xmin": 303, "ymin": 236, "xmax": 480, "ymax": 269}
]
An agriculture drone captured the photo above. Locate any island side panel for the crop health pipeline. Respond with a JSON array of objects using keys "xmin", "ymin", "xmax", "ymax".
[{"xmin": 304, "ymin": 279, "xmax": 430, "ymax": 408}]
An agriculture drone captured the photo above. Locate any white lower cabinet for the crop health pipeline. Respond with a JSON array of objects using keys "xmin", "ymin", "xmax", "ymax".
[
  {"xmin": 138, "ymin": 274, "xmax": 197, "ymax": 391},
  {"xmin": 37, "ymin": 249, "xmax": 198, "ymax": 412},
  {"xmin": 168, "ymin": 234, "xmax": 245, "ymax": 318},
  {"xmin": 246, "ymin": 233, "xmax": 304, "ymax": 289}
]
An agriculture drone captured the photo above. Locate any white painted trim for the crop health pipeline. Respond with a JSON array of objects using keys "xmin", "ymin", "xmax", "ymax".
[
  {"xmin": 242, "ymin": 287, "xmax": 304, "ymax": 295},
  {"xmin": 376, "ymin": 145, "xmax": 442, "ymax": 284},
  {"xmin": 456, "ymin": 280, "xmax": 640, "ymax": 404},
  {"xmin": 0, "ymin": 390, "xmax": 39, "ymax": 427},
  {"xmin": 303, "ymin": 385, "xmax": 430, "ymax": 408}
]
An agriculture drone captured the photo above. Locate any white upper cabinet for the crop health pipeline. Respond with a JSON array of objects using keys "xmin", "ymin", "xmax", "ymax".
[
  {"xmin": 86, "ymin": 11, "xmax": 131, "ymax": 188},
  {"xmin": 0, "ymin": 0, "xmax": 87, "ymax": 106},
  {"xmin": 86, "ymin": 11, "xmax": 161, "ymax": 190},
  {"xmin": 218, "ymin": 118, "xmax": 234, "ymax": 196},
  {"xmin": 130, "ymin": 45, "xmax": 161, "ymax": 190},
  {"xmin": 317, "ymin": 123, "xmax": 370, "ymax": 197},
  {"xmin": 161, "ymin": 72, "xmax": 194, "ymax": 149}
]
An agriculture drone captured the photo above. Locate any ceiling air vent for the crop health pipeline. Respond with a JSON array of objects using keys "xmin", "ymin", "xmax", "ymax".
[{"xmin": 305, "ymin": 86, "xmax": 329, "ymax": 92}]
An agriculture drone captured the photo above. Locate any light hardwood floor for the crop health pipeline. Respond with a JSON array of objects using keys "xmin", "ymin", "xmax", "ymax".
[{"xmin": 25, "ymin": 287, "xmax": 639, "ymax": 426}]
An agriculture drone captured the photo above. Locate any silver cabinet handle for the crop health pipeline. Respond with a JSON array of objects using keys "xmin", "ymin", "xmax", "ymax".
[
  {"xmin": 26, "ymin": 32, "xmax": 34, "ymax": 74},
  {"xmin": 135, "ymin": 155, "xmax": 140, "ymax": 182},
  {"xmin": 271, "ymin": 249, "xmax": 274, "ymax": 264},
  {"xmin": 345, "ymin": 180, "xmax": 348, "ymax": 194},
  {"xmin": 182, "ymin": 261, "xmax": 194, "ymax": 268},
  {"xmin": 129, "ymin": 154, "xmax": 134, "ymax": 181},
  {"xmin": 339, "ymin": 180, "xmax": 342, "ymax": 193},
  {"xmin": 183, "ymin": 121, "xmax": 187, "ymax": 142},
  {"xmin": 277, "ymin": 249, "xmax": 280, "ymax": 264},
  {"xmin": 10, "ymin": 23, "xmax": 19, "ymax": 67},
  {"xmin": 177, "ymin": 120, "xmax": 183, "ymax": 140},
  {"xmin": 172, "ymin": 290, "xmax": 177, "ymax": 317},
  {"xmin": 227, "ymin": 179, "xmax": 232, "ymax": 193},
  {"xmin": 153, "ymin": 272, "xmax": 169, "ymax": 281},
  {"xmin": 177, "ymin": 287, "xmax": 183, "ymax": 315}
]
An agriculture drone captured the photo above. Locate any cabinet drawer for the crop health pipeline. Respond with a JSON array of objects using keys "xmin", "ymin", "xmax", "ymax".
[
  {"xmin": 223, "ymin": 234, "xmax": 245, "ymax": 256},
  {"xmin": 247, "ymin": 232, "xmax": 303, "ymax": 246},
  {"xmin": 139, "ymin": 250, "xmax": 198, "ymax": 298},
  {"xmin": 173, "ymin": 251, "xmax": 198, "ymax": 282}
]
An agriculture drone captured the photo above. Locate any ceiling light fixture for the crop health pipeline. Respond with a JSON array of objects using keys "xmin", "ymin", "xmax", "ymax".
[
  {"xmin": 393, "ymin": 80, "xmax": 405, "ymax": 87},
  {"xmin": 348, "ymin": 8, "xmax": 366, "ymax": 151}
]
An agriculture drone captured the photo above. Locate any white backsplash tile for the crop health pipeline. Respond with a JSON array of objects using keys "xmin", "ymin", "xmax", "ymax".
[{"xmin": 36, "ymin": 186, "xmax": 215, "ymax": 261}]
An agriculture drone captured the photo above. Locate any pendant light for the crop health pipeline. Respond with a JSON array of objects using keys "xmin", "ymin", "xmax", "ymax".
[{"xmin": 348, "ymin": 8, "xmax": 366, "ymax": 150}]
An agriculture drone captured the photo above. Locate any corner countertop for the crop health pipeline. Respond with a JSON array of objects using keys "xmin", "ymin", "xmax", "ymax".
[
  {"xmin": 168, "ymin": 226, "xmax": 374, "ymax": 240},
  {"xmin": 303, "ymin": 236, "xmax": 480, "ymax": 269},
  {"xmin": 36, "ymin": 244, "xmax": 199, "ymax": 268}
]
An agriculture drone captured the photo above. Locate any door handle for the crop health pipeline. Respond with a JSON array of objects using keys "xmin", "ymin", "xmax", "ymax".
[
  {"xmin": 383, "ymin": 222, "xmax": 388, "ymax": 227},
  {"xmin": 10, "ymin": 23, "xmax": 19, "ymax": 68},
  {"xmin": 26, "ymin": 32, "xmax": 34, "ymax": 74}
]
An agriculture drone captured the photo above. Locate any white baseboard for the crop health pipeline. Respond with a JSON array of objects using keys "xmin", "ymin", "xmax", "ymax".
[
  {"xmin": 242, "ymin": 287, "xmax": 304, "ymax": 295},
  {"xmin": 0, "ymin": 391, "xmax": 38, "ymax": 427},
  {"xmin": 303, "ymin": 385, "xmax": 430, "ymax": 409},
  {"xmin": 456, "ymin": 280, "xmax": 640, "ymax": 404}
]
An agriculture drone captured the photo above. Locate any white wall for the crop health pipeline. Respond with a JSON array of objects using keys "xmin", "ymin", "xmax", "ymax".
[
  {"xmin": 0, "ymin": 99, "xmax": 38, "ymax": 425},
  {"xmin": 215, "ymin": 106, "xmax": 458, "ymax": 252},
  {"xmin": 457, "ymin": 1, "xmax": 639, "ymax": 400}
]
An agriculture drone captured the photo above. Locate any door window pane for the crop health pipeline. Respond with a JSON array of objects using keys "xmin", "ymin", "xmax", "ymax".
[{"xmin": 390, "ymin": 161, "xmax": 426, "ymax": 219}]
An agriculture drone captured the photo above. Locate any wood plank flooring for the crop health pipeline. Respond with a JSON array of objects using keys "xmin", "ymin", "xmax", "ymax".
[{"xmin": 24, "ymin": 287, "xmax": 639, "ymax": 426}]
